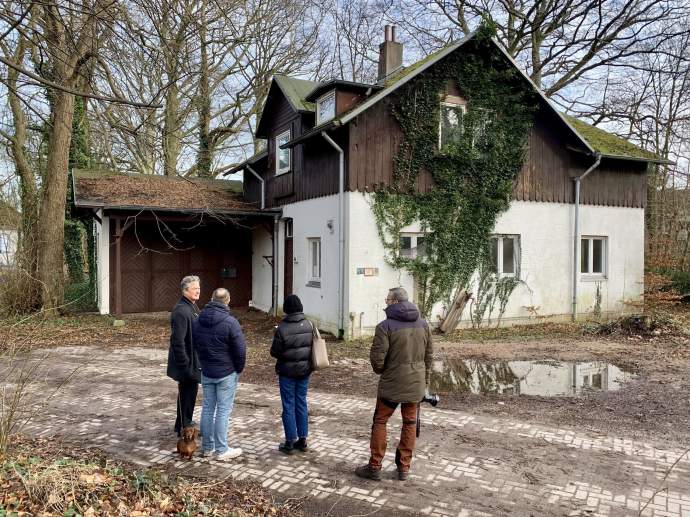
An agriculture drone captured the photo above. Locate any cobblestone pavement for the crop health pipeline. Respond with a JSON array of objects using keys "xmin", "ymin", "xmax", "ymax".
[{"xmin": 17, "ymin": 345, "xmax": 690, "ymax": 516}]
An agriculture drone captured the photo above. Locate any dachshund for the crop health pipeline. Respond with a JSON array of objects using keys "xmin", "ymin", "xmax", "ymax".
[{"xmin": 176, "ymin": 426, "xmax": 199, "ymax": 460}]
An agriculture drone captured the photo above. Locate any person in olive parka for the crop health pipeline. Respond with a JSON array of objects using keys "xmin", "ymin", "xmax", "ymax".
[{"xmin": 270, "ymin": 294, "xmax": 313, "ymax": 454}]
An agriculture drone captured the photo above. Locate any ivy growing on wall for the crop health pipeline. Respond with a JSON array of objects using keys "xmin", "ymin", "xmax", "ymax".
[{"xmin": 372, "ymin": 23, "xmax": 539, "ymax": 317}]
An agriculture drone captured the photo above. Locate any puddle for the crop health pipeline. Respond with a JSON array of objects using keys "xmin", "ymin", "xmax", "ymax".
[{"xmin": 429, "ymin": 359, "xmax": 635, "ymax": 397}]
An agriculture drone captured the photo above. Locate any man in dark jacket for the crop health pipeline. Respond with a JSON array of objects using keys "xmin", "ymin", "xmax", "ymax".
[
  {"xmin": 270, "ymin": 294, "xmax": 313, "ymax": 454},
  {"xmin": 355, "ymin": 287, "xmax": 433, "ymax": 481},
  {"xmin": 194, "ymin": 288, "xmax": 246, "ymax": 460},
  {"xmin": 167, "ymin": 275, "xmax": 201, "ymax": 436}
]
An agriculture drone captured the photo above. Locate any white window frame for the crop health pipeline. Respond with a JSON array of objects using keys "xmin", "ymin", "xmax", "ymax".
[
  {"xmin": 275, "ymin": 129, "xmax": 291, "ymax": 175},
  {"xmin": 490, "ymin": 234, "xmax": 519, "ymax": 277},
  {"xmin": 284, "ymin": 218, "xmax": 293, "ymax": 238},
  {"xmin": 438, "ymin": 101, "xmax": 467, "ymax": 150},
  {"xmin": 316, "ymin": 90, "xmax": 336, "ymax": 124},
  {"xmin": 399, "ymin": 232, "xmax": 428, "ymax": 259},
  {"xmin": 307, "ymin": 237, "xmax": 321, "ymax": 286},
  {"xmin": 580, "ymin": 236, "xmax": 607, "ymax": 279}
]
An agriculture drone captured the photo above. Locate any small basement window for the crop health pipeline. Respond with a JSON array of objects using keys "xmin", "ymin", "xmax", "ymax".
[
  {"xmin": 490, "ymin": 235, "xmax": 519, "ymax": 276},
  {"xmin": 276, "ymin": 129, "xmax": 291, "ymax": 175},
  {"xmin": 307, "ymin": 237, "xmax": 321, "ymax": 287},
  {"xmin": 316, "ymin": 90, "xmax": 336, "ymax": 124},
  {"xmin": 581, "ymin": 236, "xmax": 607, "ymax": 277},
  {"xmin": 439, "ymin": 102, "xmax": 466, "ymax": 150}
]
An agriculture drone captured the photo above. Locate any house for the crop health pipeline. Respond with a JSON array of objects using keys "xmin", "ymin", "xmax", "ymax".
[
  {"xmin": 227, "ymin": 26, "xmax": 663, "ymax": 338},
  {"xmin": 0, "ymin": 201, "xmax": 19, "ymax": 268}
]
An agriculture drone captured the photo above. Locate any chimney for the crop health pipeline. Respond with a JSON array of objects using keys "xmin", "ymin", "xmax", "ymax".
[{"xmin": 377, "ymin": 25, "xmax": 403, "ymax": 84}]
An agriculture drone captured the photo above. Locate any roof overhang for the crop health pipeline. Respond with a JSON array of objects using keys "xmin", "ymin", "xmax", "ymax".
[
  {"xmin": 222, "ymin": 150, "xmax": 268, "ymax": 176},
  {"xmin": 73, "ymin": 199, "xmax": 279, "ymax": 218}
]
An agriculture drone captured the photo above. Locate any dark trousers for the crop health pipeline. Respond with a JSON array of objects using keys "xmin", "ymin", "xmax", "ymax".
[
  {"xmin": 174, "ymin": 380, "xmax": 198, "ymax": 433},
  {"xmin": 278, "ymin": 375, "xmax": 310, "ymax": 442},
  {"xmin": 368, "ymin": 397, "xmax": 418, "ymax": 473}
]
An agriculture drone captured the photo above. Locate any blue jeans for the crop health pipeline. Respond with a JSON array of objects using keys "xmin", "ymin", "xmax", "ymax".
[
  {"xmin": 200, "ymin": 372, "xmax": 238, "ymax": 454},
  {"xmin": 278, "ymin": 375, "xmax": 310, "ymax": 442}
]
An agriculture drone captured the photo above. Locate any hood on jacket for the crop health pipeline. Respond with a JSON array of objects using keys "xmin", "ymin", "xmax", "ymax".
[
  {"xmin": 384, "ymin": 301, "xmax": 420, "ymax": 322},
  {"xmin": 283, "ymin": 312, "xmax": 306, "ymax": 323},
  {"xmin": 197, "ymin": 301, "xmax": 230, "ymax": 327}
]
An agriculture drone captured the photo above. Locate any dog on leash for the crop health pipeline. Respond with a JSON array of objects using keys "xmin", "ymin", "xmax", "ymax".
[{"xmin": 176, "ymin": 426, "xmax": 199, "ymax": 460}]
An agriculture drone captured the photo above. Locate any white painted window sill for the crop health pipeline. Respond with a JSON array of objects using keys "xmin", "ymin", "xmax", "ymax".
[{"xmin": 580, "ymin": 275, "xmax": 607, "ymax": 282}]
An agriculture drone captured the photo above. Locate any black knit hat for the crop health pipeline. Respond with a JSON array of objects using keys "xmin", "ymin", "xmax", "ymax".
[{"xmin": 283, "ymin": 294, "xmax": 303, "ymax": 314}]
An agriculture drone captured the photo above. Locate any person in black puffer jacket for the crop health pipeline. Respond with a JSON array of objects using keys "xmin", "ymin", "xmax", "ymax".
[
  {"xmin": 270, "ymin": 294, "xmax": 313, "ymax": 455},
  {"xmin": 193, "ymin": 288, "xmax": 246, "ymax": 461}
]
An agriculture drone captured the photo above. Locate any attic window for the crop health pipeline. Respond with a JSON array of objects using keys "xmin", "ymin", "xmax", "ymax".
[
  {"xmin": 276, "ymin": 129, "xmax": 291, "ymax": 175},
  {"xmin": 439, "ymin": 101, "xmax": 466, "ymax": 150},
  {"xmin": 317, "ymin": 90, "xmax": 336, "ymax": 124}
]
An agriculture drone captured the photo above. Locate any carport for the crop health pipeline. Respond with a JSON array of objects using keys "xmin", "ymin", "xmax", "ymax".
[{"xmin": 72, "ymin": 169, "xmax": 280, "ymax": 315}]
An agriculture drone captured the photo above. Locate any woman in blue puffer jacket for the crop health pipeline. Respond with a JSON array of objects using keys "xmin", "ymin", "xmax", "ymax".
[{"xmin": 193, "ymin": 288, "xmax": 246, "ymax": 461}]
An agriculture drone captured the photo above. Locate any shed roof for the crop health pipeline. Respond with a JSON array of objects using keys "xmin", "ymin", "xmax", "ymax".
[{"xmin": 72, "ymin": 169, "xmax": 264, "ymax": 214}]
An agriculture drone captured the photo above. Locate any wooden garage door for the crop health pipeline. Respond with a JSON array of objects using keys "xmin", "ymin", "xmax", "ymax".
[{"xmin": 110, "ymin": 219, "xmax": 252, "ymax": 314}]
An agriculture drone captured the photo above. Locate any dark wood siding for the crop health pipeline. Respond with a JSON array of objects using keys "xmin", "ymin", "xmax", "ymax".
[
  {"xmin": 108, "ymin": 215, "xmax": 252, "ymax": 314},
  {"xmin": 347, "ymin": 94, "xmax": 648, "ymax": 207},
  {"xmin": 336, "ymin": 90, "xmax": 363, "ymax": 116}
]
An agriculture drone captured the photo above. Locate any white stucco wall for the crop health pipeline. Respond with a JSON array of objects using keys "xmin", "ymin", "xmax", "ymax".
[
  {"xmin": 281, "ymin": 195, "xmax": 343, "ymax": 335},
  {"xmin": 251, "ymin": 224, "xmax": 274, "ymax": 313},
  {"xmin": 96, "ymin": 212, "xmax": 110, "ymax": 315},
  {"xmin": 346, "ymin": 194, "xmax": 644, "ymax": 335}
]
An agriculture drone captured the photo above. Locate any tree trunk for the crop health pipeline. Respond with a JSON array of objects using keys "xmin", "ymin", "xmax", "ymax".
[
  {"xmin": 196, "ymin": 8, "xmax": 212, "ymax": 178},
  {"xmin": 163, "ymin": 83, "xmax": 181, "ymax": 176},
  {"xmin": 37, "ymin": 89, "xmax": 76, "ymax": 314}
]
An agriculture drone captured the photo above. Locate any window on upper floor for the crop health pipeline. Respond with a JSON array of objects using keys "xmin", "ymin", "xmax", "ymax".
[
  {"xmin": 0, "ymin": 233, "xmax": 8, "ymax": 254},
  {"xmin": 581, "ymin": 236, "xmax": 607, "ymax": 278},
  {"xmin": 316, "ymin": 90, "xmax": 336, "ymax": 125},
  {"xmin": 439, "ymin": 101, "xmax": 466, "ymax": 150},
  {"xmin": 276, "ymin": 129, "xmax": 291, "ymax": 175},
  {"xmin": 490, "ymin": 235, "xmax": 519, "ymax": 277}
]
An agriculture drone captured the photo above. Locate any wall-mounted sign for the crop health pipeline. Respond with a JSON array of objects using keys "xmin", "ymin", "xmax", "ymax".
[
  {"xmin": 221, "ymin": 266, "xmax": 238, "ymax": 279},
  {"xmin": 356, "ymin": 267, "xmax": 379, "ymax": 276}
]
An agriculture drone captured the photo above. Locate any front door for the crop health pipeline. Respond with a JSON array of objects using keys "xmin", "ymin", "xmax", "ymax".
[{"xmin": 284, "ymin": 219, "xmax": 293, "ymax": 298}]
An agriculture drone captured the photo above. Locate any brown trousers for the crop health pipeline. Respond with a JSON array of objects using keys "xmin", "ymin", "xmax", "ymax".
[{"xmin": 368, "ymin": 398, "xmax": 418, "ymax": 473}]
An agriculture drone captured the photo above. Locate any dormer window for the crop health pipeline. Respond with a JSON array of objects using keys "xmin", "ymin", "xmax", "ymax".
[
  {"xmin": 316, "ymin": 90, "xmax": 336, "ymax": 124},
  {"xmin": 276, "ymin": 129, "xmax": 291, "ymax": 175}
]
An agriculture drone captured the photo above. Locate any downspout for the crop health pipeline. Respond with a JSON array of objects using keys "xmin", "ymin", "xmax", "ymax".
[
  {"xmin": 572, "ymin": 152, "xmax": 602, "ymax": 321},
  {"xmin": 272, "ymin": 213, "xmax": 280, "ymax": 316},
  {"xmin": 245, "ymin": 164, "xmax": 265, "ymax": 210},
  {"xmin": 321, "ymin": 132, "xmax": 345, "ymax": 339}
]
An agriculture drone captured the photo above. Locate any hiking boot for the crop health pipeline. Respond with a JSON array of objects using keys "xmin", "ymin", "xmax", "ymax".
[
  {"xmin": 294, "ymin": 437, "xmax": 308, "ymax": 452},
  {"xmin": 355, "ymin": 464, "xmax": 381, "ymax": 481},
  {"xmin": 397, "ymin": 469, "xmax": 409, "ymax": 481},
  {"xmin": 278, "ymin": 442, "xmax": 296, "ymax": 455}
]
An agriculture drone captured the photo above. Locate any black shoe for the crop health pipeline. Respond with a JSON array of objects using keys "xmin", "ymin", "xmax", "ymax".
[
  {"xmin": 279, "ymin": 442, "xmax": 296, "ymax": 455},
  {"xmin": 294, "ymin": 437, "xmax": 308, "ymax": 452},
  {"xmin": 397, "ymin": 470, "xmax": 409, "ymax": 481},
  {"xmin": 355, "ymin": 464, "xmax": 381, "ymax": 481}
]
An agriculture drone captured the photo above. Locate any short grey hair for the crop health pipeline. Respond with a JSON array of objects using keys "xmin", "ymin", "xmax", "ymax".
[
  {"xmin": 388, "ymin": 287, "xmax": 409, "ymax": 303},
  {"xmin": 212, "ymin": 287, "xmax": 231, "ymax": 305},
  {"xmin": 180, "ymin": 275, "xmax": 200, "ymax": 292}
]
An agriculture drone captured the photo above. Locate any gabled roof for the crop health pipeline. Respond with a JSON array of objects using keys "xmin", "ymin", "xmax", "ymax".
[
  {"xmin": 274, "ymin": 75, "xmax": 321, "ymax": 112},
  {"xmin": 72, "ymin": 169, "xmax": 268, "ymax": 215},
  {"xmin": 256, "ymin": 75, "xmax": 321, "ymax": 139},
  {"xmin": 278, "ymin": 32, "xmax": 662, "ymax": 163}
]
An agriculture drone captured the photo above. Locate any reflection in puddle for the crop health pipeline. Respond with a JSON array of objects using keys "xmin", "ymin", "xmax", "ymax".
[{"xmin": 430, "ymin": 359, "xmax": 635, "ymax": 397}]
